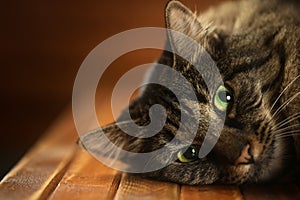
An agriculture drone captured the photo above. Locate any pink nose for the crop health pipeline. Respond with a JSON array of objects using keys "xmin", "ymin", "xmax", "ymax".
[{"xmin": 235, "ymin": 144, "xmax": 254, "ymax": 165}]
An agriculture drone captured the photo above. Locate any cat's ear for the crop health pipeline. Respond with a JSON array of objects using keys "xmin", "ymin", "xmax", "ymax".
[
  {"xmin": 77, "ymin": 119, "xmax": 169, "ymax": 171},
  {"xmin": 165, "ymin": 1, "xmax": 202, "ymax": 41},
  {"xmin": 77, "ymin": 121, "xmax": 136, "ymax": 169},
  {"xmin": 165, "ymin": 1, "xmax": 223, "ymax": 59},
  {"xmin": 78, "ymin": 121, "xmax": 141, "ymax": 153}
]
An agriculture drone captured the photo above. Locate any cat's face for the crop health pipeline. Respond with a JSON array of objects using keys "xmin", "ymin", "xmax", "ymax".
[
  {"xmin": 80, "ymin": 1, "xmax": 299, "ymax": 185},
  {"xmin": 137, "ymin": 1, "xmax": 291, "ymax": 184}
]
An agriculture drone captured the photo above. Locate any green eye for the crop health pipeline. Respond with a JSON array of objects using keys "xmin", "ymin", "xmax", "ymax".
[
  {"xmin": 214, "ymin": 85, "xmax": 233, "ymax": 112},
  {"xmin": 177, "ymin": 146, "xmax": 199, "ymax": 163}
]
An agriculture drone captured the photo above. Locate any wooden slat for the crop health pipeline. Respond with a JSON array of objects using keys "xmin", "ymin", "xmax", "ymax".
[
  {"xmin": 242, "ymin": 184, "xmax": 300, "ymax": 200},
  {"xmin": 49, "ymin": 150, "xmax": 121, "ymax": 200},
  {"xmin": 1, "ymin": 105, "xmax": 300, "ymax": 199},
  {"xmin": 0, "ymin": 109, "xmax": 77, "ymax": 200},
  {"xmin": 181, "ymin": 185, "xmax": 243, "ymax": 200},
  {"xmin": 114, "ymin": 174, "xmax": 180, "ymax": 200}
]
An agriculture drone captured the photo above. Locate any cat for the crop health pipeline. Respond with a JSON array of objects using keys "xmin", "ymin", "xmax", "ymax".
[{"xmin": 79, "ymin": 0, "xmax": 300, "ymax": 185}]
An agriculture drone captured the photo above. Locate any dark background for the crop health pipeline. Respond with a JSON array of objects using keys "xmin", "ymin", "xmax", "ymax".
[{"xmin": 0, "ymin": 0, "xmax": 223, "ymax": 179}]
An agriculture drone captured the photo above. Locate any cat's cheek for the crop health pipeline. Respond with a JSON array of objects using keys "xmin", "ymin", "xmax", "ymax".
[{"xmin": 255, "ymin": 138, "xmax": 286, "ymax": 182}]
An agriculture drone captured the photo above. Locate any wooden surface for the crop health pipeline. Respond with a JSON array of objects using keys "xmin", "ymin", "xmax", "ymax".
[{"xmin": 1, "ymin": 109, "xmax": 300, "ymax": 200}]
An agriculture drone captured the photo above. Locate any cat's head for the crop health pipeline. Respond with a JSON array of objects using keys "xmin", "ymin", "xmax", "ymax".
[{"xmin": 80, "ymin": 1, "xmax": 298, "ymax": 185}]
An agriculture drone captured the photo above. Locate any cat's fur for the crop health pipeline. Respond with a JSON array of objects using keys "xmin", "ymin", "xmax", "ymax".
[{"xmin": 80, "ymin": 0, "xmax": 300, "ymax": 185}]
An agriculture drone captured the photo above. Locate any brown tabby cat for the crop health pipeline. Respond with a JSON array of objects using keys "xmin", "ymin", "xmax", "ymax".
[{"xmin": 79, "ymin": 0, "xmax": 300, "ymax": 184}]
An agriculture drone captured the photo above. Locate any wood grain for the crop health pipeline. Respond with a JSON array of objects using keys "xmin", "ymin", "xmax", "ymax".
[
  {"xmin": 181, "ymin": 185, "xmax": 243, "ymax": 200},
  {"xmin": 114, "ymin": 174, "xmax": 180, "ymax": 200},
  {"xmin": 0, "ymin": 109, "xmax": 77, "ymax": 200},
  {"xmin": 49, "ymin": 150, "xmax": 121, "ymax": 200}
]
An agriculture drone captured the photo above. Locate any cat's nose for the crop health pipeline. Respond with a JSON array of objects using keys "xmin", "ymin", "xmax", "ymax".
[{"xmin": 234, "ymin": 144, "xmax": 254, "ymax": 165}]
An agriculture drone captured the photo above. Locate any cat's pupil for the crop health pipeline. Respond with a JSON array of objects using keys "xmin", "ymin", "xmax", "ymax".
[
  {"xmin": 183, "ymin": 147, "xmax": 197, "ymax": 159},
  {"xmin": 177, "ymin": 146, "xmax": 199, "ymax": 163},
  {"xmin": 219, "ymin": 91, "xmax": 232, "ymax": 103}
]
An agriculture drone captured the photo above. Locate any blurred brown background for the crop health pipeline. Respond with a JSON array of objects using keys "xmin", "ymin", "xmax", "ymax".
[{"xmin": 0, "ymin": 0, "xmax": 224, "ymax": 179}]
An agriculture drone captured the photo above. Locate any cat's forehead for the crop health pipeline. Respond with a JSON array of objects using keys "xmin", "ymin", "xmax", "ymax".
[
  {"xmin": 216, "ymin": 36, "xmax": 276, "ymax": 81},
  {"xmin": 226, "ymin": 73, "xmax": 259, "ymax": 94},
  {"xmin": 225, "ymin": 35, "xmax": 271, "ymax": 58}
]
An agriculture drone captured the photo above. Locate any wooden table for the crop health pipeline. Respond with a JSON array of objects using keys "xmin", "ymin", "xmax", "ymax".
[{"xmin": 1, "ymin": 109, "xmax": 300, "ymax": 200}]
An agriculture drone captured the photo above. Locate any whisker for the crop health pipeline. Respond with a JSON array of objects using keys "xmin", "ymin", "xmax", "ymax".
[
  {"xmin": 275, "ymin": 132, "xmax": 300, "ymax": 139},
  {"xmin": 275, "ymin": 113, "xmax": 300, "ymax": 129},
  {"xmin": 272, "ymin": 124, "xmax": 300, "ymax": 135},
  {"xmin": 275, "ymin": 129, "xmax": 300, "ymax": 138},
  {"xmin": 267, "ymin": 97, "xmax": 300, "ymax": 127},
  {"xmin": 269, "ymin": 74, "xmax": 300, "ymax": 112},
  {"xmin": 271, "ymin": 91, "xmax": 300, "ymax": 119}
]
